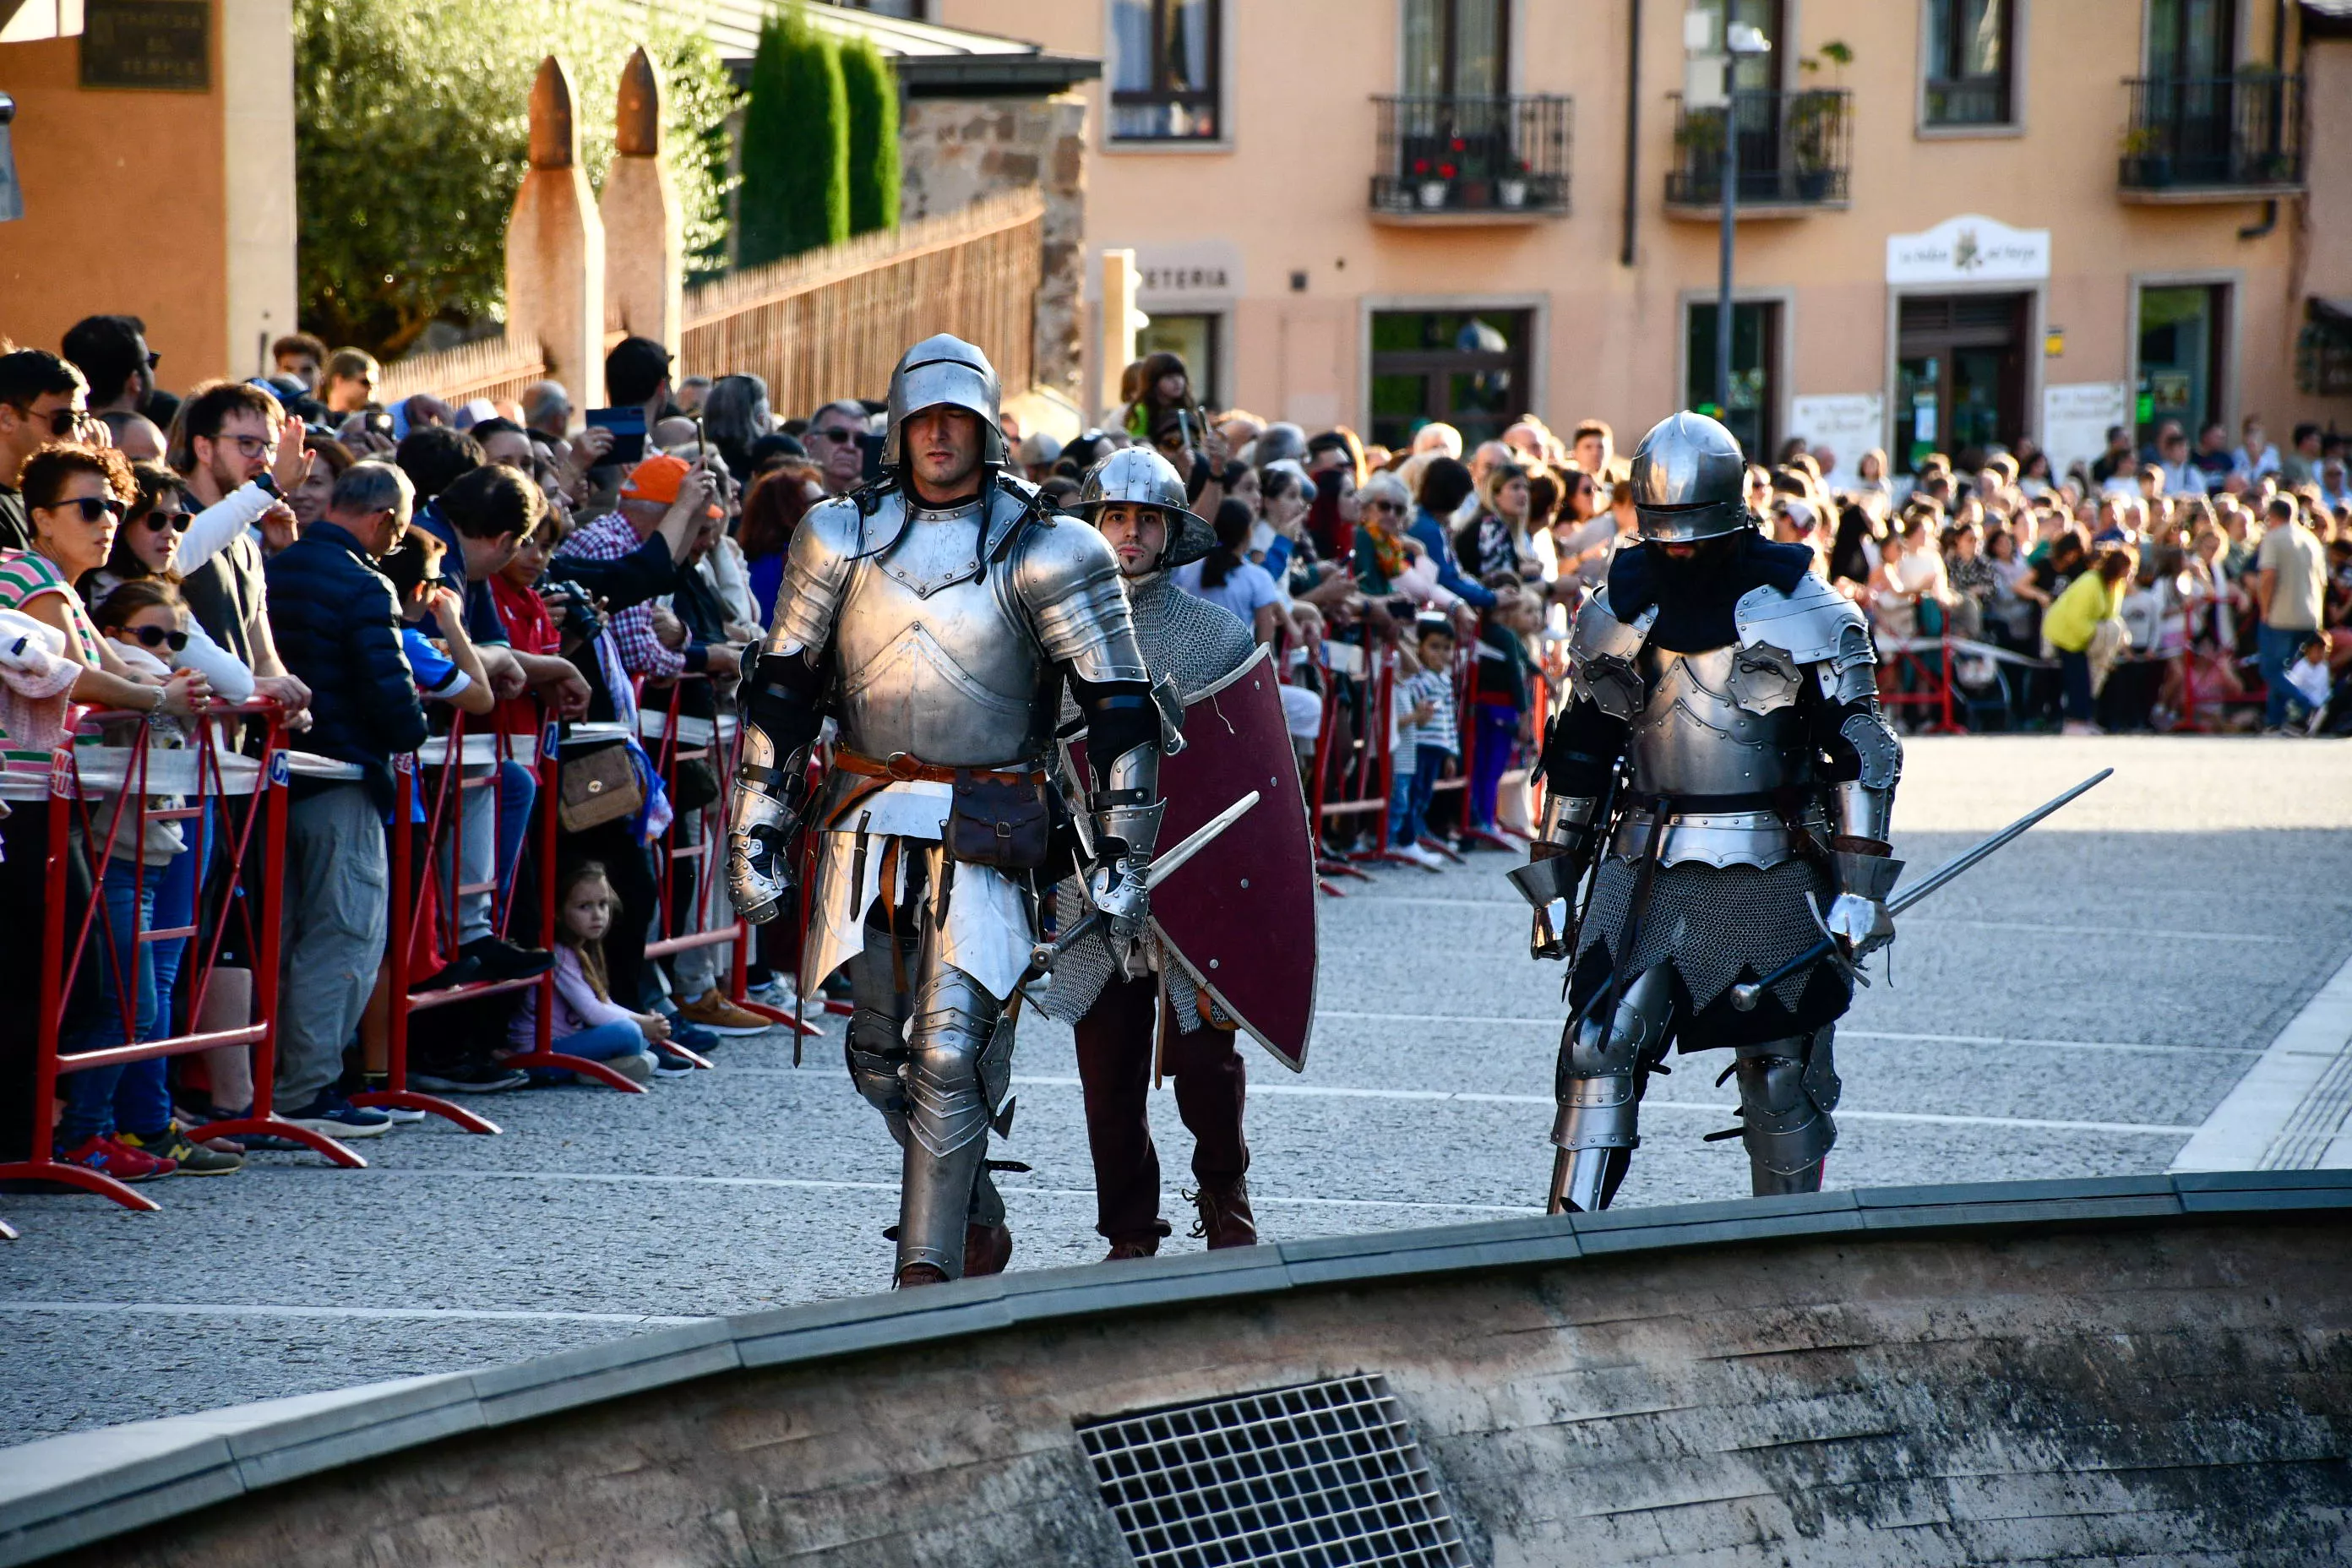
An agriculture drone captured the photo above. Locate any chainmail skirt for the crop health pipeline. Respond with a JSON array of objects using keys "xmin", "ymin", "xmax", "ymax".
[{"xmin": 1570, "ymin": 856, "xmax": 1849, "ymax": 1046}]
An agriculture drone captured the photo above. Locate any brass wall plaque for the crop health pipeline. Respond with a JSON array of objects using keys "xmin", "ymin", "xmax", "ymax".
[{"xmin": 80, "ymin": 0, "xmax": 211, "ymax": 93}]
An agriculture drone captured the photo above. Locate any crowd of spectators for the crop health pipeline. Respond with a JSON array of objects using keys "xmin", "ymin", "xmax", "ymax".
[{"xmin": 1, "ymin": 317, "xmax": 2344, "ymax": 1183}]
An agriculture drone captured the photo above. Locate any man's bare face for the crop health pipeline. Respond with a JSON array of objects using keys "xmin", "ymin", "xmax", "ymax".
[
  {"xmin": 1575, "ymin": 435, "xmax": 1609, "ymax": 473},
  {"xmin": 1097, "ymin": 503, "xmax": 1169, "ymax": 577},
  {"xmin": 906, "ymin": 406, "xmax": 981, "ymax": 497},
  {"xmin": 202, "ymin": 409, "xmax": 274, "ymax": 491}
]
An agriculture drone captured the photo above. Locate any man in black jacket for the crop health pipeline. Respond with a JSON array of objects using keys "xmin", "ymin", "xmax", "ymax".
[{"xmin": 261, "ymin": 462, "xmax": 428, "ymax": 1139}]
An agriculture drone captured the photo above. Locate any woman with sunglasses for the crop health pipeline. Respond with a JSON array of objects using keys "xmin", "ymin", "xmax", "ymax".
[
  {"xmin": 79, "ymin": 461, "xmax": 254, "ymax": 705},
  {"xmin": 0, "ymin": 444, "xmax": 205, "ymax": 758}
]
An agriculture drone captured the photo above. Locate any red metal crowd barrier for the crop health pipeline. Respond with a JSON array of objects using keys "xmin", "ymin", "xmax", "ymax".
[
  {"xmin": 637, "ymin": 672, "xmax": 819, "ymax": 1043},
  {"xmin": 0, "ymin": 700, "xmax": 366, "ymax": 1214}
]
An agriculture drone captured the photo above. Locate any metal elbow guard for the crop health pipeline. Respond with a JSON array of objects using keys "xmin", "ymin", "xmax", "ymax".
[{"xmin": 725, "ymin": 727, "xmax": 808, "ymax": 926}]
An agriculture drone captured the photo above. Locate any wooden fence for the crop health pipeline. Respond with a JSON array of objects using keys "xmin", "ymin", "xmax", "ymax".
[
  {"xmin": 376, "ymin": 335, "xmax": 549, "ymax": 412},
  {"xmin": 374, "ymin": 188, "xmax": 1042, "ymax": 416},
  {"xmin": 680, "ymin": 188, "xmax": 1042, "ymax": 413}
]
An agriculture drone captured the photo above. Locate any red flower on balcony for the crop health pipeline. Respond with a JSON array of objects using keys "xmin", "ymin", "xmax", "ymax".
[
  {"xmin": 1413, "ymin": 157, "xmax": 1429, "ymax": 175},
  {"xmin": 1450, "ymin": 137, "xmax": 1466, "ymax": 152},
  {"xmin": 1439, "ymin": 162, "xmax": 1457, "ymax": 179}
]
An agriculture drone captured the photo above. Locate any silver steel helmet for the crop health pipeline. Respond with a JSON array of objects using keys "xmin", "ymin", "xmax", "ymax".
[
  {"xmin": 1074, "ymin": 447, "xmax": 1215, "ymax": 569},
  {"xmin": 1629, "ymin": 410, "xmax": 1752, "ymax": 542},
  {"xmin": 882, "ymin": 334, "xmax": 1006, "ymax": 468}
]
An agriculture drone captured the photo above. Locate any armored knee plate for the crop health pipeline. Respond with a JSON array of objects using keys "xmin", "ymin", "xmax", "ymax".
[
  {"xmin": 1552, "ymin": 966, "xmax": 1674, "ymax": 1153},
  {"xmin": 1734, "ymin": 1026, "xmax": 1840, "ymax": 1191},
  {"xmin": 896, "ymin": 963, "xmax": 1011, "ymax": 1280}
]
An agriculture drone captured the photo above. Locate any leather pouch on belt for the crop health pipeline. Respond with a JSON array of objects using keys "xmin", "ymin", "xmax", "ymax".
[{"xmin": 947, "ymin": 771, "xmax": 1051, "ymax": 869}]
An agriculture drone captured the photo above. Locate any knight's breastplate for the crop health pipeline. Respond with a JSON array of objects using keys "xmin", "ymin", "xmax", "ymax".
[
  {"xmin": 1627, "ymin": 643, "xmax": 1805, "ymax": 797},
  {"xmin": 832, "ymin": 503, "xmax": 1050, "ymax": 766}
]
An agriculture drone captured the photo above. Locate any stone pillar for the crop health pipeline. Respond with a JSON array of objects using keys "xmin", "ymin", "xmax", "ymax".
[
  {"xmin": 1097, "ymin": 248, "xmax": 1141, "ymax": 425},
  {"xmin": 598, "ymin": 46, "xmax": 683, "ymax": 356},
  {"xmin": 505, "ymin": 57, "xmax": 605, "ymax": 407},
  {"xmin": 221, "ymin": 0, "xmax": 297, "ymax": 375}
]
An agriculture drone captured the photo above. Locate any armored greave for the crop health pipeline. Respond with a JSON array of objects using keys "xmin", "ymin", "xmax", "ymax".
[
  {"xmin": 843, "ymin": 871, "xmax": 1015, "ymax": 1280},
  {"xmin": 1734, "ymin": 1026, "xmax": 1841, "ymax": 1195},
  {"xmin": 1549, "ymin": 966, "xmax": 1674, "ymax": 1213}
]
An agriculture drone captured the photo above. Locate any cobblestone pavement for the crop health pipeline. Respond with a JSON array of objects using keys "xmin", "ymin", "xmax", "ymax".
[{"xmin": 3, "ymin": 735, "xmax": 2346, "ymax": 1444}]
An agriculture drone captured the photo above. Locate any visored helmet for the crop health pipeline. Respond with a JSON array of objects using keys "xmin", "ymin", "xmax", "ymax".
[
  {"xmin": 882, "ymin": 334, "xmax": 1005, "ymax": 468},
  {"xmin": 1629, "ymin": 410, "xmax": 1751, "ymax": 542},
  {"xmin": 1074, "ymin": 447, "xmax": 1215, "ymax": 570}
]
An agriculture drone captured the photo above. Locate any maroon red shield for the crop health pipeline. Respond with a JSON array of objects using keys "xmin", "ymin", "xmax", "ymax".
[{"xmin": 1070, "ymin": 645, "xmax": 1316, "ymax": 1071}]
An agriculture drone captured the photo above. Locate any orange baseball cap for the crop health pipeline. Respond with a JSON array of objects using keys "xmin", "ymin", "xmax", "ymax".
[{"xmin": 621, "ymin": 454, "xmax": 720, "ymax": 518}]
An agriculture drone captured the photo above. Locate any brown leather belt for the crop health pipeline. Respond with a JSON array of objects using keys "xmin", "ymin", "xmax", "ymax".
[{"xmin": 830, "ymin": 749, "xmax": 1045, "ymax": 787}]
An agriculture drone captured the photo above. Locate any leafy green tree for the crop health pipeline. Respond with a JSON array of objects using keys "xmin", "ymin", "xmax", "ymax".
[
  {"xmin": 293, "ymin": 0, "xmax": 739, "ymax": 358},
  {"xmin": 839, "ymin": 33, "xmax": 900, "ymax": 237},
  {"xmin": 738, "ymin": 3, "xmax": 847, "ymax": 266}
]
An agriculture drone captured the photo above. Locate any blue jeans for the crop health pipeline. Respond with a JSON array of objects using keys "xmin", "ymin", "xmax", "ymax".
[
  {"xmin": 2059, "ymin": 650, "xmax": 2095, "ymax": 724},
  {"xmin": 494, "ymin": 759, "xmax": 537, "ymax": 911},
  {"xmin": 1386, "ymin": 744, "xmax": 1447, "ymax": 847},
  {"xmin": 59, "ymin": 871, "xmax": 156, "ymax": 1144},
  {"xmin": 527, "ymin": 1019, "xmax": 647, "ymax": 1085},
  {"xmin": 2258, "ymin": 623, "xmax": 2310, "ymax": 729},
  {"xmin": 1468, "ymin": 705, "xmax": 1519, "ymax": 830}
]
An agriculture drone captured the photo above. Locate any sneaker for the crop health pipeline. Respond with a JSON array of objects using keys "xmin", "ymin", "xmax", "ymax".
[
  {"xmin": 412, "ymin": 954, "xmax": 484, "ymax": 992},
  {"xmin": 358, "ymin": 1076, "xmax": 426, "ymax": 1123},
  {"xmin": 460, "ymin": 935, "xmax": 554, "ymax": 983},
  {"xmin": 747, "ymin": 974, "xmax": 798, "ymax": 1010},
  {"xmin": 612, "ymin": 1050, "xmax": 656, "ymax": 1084},
  {"xmin": 117, "ymin": 1124, "xmax": 243, "ymax": 1176},
  {"xmin": 57, "ymin": 1133, "xmax": 177, "ymax": 1182},
  {"xmin": 650, "ymin": 1045, "xmax": 700, "ymax": 1077},
  {"xmin": 1393, "ymin": 841, "xmax": 1444, "ymax": 869},
  {"xmin": 279, "ymin": 1089, "xmax": 393, "ymax": 1139},
  {"xmin": 411, "ymin": 1059, "xmax": 531, "ymax": 1095},
  {"xmin": 670, "ymin": 1022, "xmax": 722, "ymax": 1054},
  {"xmin": 678, "ymin": 988, "xmax": 772, "ymax": 1037}
]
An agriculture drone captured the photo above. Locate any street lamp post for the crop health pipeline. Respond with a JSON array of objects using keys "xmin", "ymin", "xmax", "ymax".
[{"xmin": 1714, "ymin": 24, "xmax": 1772, "ymax": 427}]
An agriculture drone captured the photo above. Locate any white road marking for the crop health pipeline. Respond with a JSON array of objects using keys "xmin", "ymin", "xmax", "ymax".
[
  {"xmin": 1340, "ymin": 896, "xmax": 2293, "ymax": 944},
  {"xmin": 0, "ymin": 1300, "xmax": 703, "ymax": 1326},
  {"xmin": 2170, "ymin": 949, "xmax": 2352, "ymax": 1172},
  {"xmin": 1313, "ymin": 1010, "xmax": 2246, "ymax": 1057},
  {"xmin": 1004, "ymin": 1075, "xmax": 2195, "ymax": 1135}
]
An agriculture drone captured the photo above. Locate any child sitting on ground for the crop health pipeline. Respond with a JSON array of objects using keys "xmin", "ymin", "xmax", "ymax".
[
  {"xmin": 508, "ymin": 861, "xmax": 679, "ymax": 1082},
  {"xmin": 2283, "ymin": 630, "xmax": 2336, "ymax": 734}
]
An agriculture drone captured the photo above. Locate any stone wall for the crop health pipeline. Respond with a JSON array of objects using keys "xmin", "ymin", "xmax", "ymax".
[{"xmin": 899, "ymin": 93, "xmax": 1086, "ymax": 400}]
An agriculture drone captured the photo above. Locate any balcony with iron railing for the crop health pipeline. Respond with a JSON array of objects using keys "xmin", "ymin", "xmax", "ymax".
[
  {"xmin": 1369, "ymin": 95, "xmax": 1571, "ymax": 223},
  {"xmin": 2117, "ymin": 73, "xmax": 2304, "ymax": 199},
  {"xmin": 1663, "ymin": 89, "xmax": 1851, "ymax": 216}
]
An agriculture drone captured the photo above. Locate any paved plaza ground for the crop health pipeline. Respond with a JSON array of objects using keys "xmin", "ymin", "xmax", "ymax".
[{"xmin": 3, "ymin": 734, "xmax": 2348, "ymax": 1446}]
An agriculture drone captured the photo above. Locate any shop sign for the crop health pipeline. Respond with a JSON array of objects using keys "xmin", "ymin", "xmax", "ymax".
[
  {"xmin": 80, "ymin": 0, "xmax": 210, "ymax": 91},
  {"xmin": 1886, "ymin": 214, "xmax": 2049, "ymax": 286}
]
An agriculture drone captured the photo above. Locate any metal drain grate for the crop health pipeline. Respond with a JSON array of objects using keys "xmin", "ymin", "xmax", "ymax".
[{"xmin": 1075, "ymin": 1375, "xmax": 1470, "ymax": 1566}]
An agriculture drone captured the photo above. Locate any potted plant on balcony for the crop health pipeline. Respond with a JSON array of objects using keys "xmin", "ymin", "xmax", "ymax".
[
  {"xmin": 1674, "ymin": 108, "xmax": 1726, "ymax": 201},
  {"xmin": 1411, "ymin": 156, "xmax": 1453, "ymax": 209},
  {"xmin": 1499, "ymin": 156, "xmax": 1530, "ymax": 209},
  {"xmin": 1789, "ymin": 92, "xmax": 1839, "ymax": 201},
  {"xmin": 2121, "ymin": 124, "xmax": 2171, "ymax": 188}
]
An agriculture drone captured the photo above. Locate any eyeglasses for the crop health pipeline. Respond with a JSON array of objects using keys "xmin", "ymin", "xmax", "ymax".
[
  {"xmin": 144, "ymin": 351, "xmax": 161, "ymax": 371},
  {"xmin": 1366, "ymin": 498, "xmax": 1405, "ymax": 514},
  {"xmin": 44, "ymin": 407, "xmax": 83, "ymax": 437},
  {"xmin": 227, "ymin": 434, "xmax": 274, "ymax": 458},
  {"xmin": 122, "ymin": 625, "xmax": 189, "ymax": 652},
  {"xmin": 814, "ymin": 425, "xmax": 859, "ymax": 443},
  {"xmin": 140, "ymin": 510, "xmax": 193, "ymax": 534},
  {"xmin": 52, "ymin": 496, "xmax": 126, "ymax": 524}
]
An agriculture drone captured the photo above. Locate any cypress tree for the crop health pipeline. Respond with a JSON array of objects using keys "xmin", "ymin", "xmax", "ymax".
[
  {"xmin": 840, "ymin": 35, "xmax": 900, "ymax": 237},
  {"xmin": 738, "ymin": 3, "xmax": 847, "ymax": 265}
]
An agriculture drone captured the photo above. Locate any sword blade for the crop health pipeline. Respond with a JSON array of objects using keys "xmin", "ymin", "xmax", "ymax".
[
  {"xmin": 1146, "ymin": 788, "xmax": 1260, "ymax": 889},
  {"xmin": 1729, "ymin": 768, "xmax": 2114, "ymax": 1011}
]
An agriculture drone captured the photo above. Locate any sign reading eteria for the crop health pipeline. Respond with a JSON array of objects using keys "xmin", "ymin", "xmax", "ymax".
[{"xmin": 1886, "ymin": 214, "xmax": 2050, "ymax": 286}]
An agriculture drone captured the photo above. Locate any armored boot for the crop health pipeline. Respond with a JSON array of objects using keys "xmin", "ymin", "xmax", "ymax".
[
  {"xmin": 1734, "ymin": 1026, "xmax": 1841, "ymax": 1195},
  {"xmin": 1549, "ymin": 965, "xmax": 1674, "ymax": 1213}
]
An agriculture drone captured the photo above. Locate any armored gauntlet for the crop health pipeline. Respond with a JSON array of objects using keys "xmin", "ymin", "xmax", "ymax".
[
  {"xmin": 1086, "ymin": 741, "xmax": 1163, "ymax": 980},
  {"xmin": 725, "ymin": 722, "xmax": 809, "ymax": 926}
]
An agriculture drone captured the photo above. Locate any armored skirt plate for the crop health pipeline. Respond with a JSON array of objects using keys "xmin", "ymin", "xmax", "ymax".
[
  {"xmin": 1609, "ymin": 808, "xmax": 1794, "ymax": 870},
  {"xmin": 802, "ymin": 781, "xmax": 1034, "ymax": 1004}
]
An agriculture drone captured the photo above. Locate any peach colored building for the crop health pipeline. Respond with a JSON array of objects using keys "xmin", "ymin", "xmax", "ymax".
[
  {"xmin": 924, "ymin": 0, "xmax": 2352, "ymax": 481},
  {"xmin": 0, "ymin": 0, "xmax": 295, "ymax": 383}
]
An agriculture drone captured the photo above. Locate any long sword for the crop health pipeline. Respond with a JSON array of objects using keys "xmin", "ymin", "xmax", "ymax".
[
  {"xmin": 1728, "ymin": 767, "xmax": 2112, "ymax": 1011},
  {"xmin": 1026, "ymin": 789, "xmax": 1261, "ymax": 974}
]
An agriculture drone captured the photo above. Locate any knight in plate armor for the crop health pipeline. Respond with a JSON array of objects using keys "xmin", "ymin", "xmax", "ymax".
[
  {"xmin": 1035, "ymin": 448, "xmax": 1264, "ymax": 1260},
  {"xmin": 723, "ymin": 336, "xmax": 1166, "ymax": 1288},
  {"xmin": 1522, "ymin": 411, "xmax": 1903, "ymax": 1213}
]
